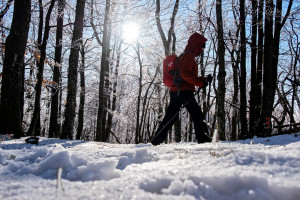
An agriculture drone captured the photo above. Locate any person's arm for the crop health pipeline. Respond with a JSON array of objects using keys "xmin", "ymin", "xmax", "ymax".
[{"xmin": 180, "ymin": 54, "xmax": 207, "ymax": 87}]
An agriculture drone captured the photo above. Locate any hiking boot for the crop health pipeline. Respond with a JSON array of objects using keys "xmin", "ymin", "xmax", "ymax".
[
  {"xmin": 151, "ymin": 135, "xmax": 165, "ymax": 145},
  {"xmin": 197, "ymin": 133, "xmax": 211, "ymax": 143},
  {"xmin": 195, "ymin": 121, "xmax": 211, "ymax": 143}
]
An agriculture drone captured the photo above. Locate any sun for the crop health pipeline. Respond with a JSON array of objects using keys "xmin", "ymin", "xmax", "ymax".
[{"xmin": 122, "ymin": 22, "xmax": 139, "ymax": 43}]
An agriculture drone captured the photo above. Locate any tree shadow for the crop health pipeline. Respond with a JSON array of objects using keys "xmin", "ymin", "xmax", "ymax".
[{"xmin": 0, "ymin": 136, "xmax": 90, "ymax": 150}]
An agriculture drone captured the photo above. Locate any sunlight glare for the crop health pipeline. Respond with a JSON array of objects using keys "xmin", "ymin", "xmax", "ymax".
[{"xmin": 122, "ymin": 22, "xmax": 139, "ymax": 43}]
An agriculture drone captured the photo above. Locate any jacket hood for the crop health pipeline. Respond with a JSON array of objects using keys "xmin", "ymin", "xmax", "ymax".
[{"xmin": 184, "ymin": 33, "xmax": 207, "ymax": 56}]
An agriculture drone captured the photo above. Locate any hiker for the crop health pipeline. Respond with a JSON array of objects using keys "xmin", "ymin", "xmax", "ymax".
[{"xmin": 151, "ymin": 32, "xmax": 211, "ymax": 145}]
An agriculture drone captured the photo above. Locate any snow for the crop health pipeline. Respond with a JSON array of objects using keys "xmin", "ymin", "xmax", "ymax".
[{"xmin": 1, "ymin": 133, "xmax": 300, "ymax": 200}]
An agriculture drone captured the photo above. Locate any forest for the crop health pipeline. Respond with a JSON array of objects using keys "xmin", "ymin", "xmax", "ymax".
[{"xmin": 0, "ymin": 0, "xmax": 299, "ymax": 143}]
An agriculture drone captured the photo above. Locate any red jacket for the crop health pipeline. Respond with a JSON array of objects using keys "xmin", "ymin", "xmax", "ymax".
[{"xmin": 170, "ymin": 33, "xmax": 207, "ymax": 92}]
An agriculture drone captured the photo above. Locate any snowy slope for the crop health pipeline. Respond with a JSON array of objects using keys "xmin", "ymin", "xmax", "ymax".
[{"xmin": 1, "ymin": 133, "xmax": 300, "ymax": 200}]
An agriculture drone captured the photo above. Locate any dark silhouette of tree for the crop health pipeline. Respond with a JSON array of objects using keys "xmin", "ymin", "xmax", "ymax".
[
  {"xmin": 249, "ymin": 0, "xmax": 258, "ymax": 138},
  {"xmin": 76, "ymin": 40, "xmax": 87, "ymax": 140},
  {"xmin": 49, "ymin": 0, "xmax": 65, "ymax": 138},
  {"xmin": 61, "ymin": 0, "xmax": 86, "ymax": 139},
  {"xmin": 27, "ymin": 0, "xmax": 56, "ymax": 136},
  {"xmin": 257, "ymin": 0, "xmax": 293, "ymax": 136},
  {"xmin": 94, "ymin": 0, "xmax": 112, "ymax": 142},
  {"xmin": 239, "ymin": 0, "xmax": 248, "ymax": 138},
  {"xmin": 216, "ymin": 0, "xmax": 226, "ymax": 140},
  {"xmin": 0, "ymin": 0, "xmax": 31, "ymax": 138}
]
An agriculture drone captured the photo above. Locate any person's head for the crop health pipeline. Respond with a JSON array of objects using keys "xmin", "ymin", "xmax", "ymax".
[{"xmin": 184, "ymin": 32, "xmax": 207, "ymax": 56}]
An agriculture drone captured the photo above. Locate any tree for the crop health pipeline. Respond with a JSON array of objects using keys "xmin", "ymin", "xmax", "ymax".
[
  {"xmin": 0, "ymin": 0, "xmax": 13, "ymax": 22},
  {"xmin": 105, "ymin": 41, "xmax": 122, "ymax": 142},
  {"xmin": 215, "ymin": 0, "xmax": 226, "ymax": 140},
  {"xmin": 239, "ymin": 0, "xmax": 248, "ymax": 138},
  {"xmin": 0, "ymin": 0, "xmax": 31, "ymax": 138},
  {"xmin": 258, "ymin": 0, "xmax": 293, "ymax": 136},
  {"xmin": 61, "ymin": 0, "xmax": 86, "ymax": 139},
  {"xmin": 288, "ymin": 18, "xmax": 300, "ymax": 118},
  {"xmin": 93, "ymin": 0, "xmax": 112, "ymax": 142},
  {"xmin": 253, "ymin": 0, "xmax": 264, "ymax": 137},
  {"xmin": 49, "ymin": 0, "xmax": 66, "ymax": 138},
  {"xmin": 227, "ymin": 26, "xmax": 240, "ymax": 140},
  {"xmin": 76, "ymin": 39, "xmax": 87, "ymax": 140},
  {"xmin": 198, "ymin": 0, "xmax": 210, "ymax": 131},
  {"xmin": 249, "ymin": 0, "xmax": 258, "ymax": 138},
  {"xmin": 27, "ymin": 0, "xmax": 56, "ymax": 136},
  {"xmin": 135, "ymin": 42, "xmax": 143, "ymax": 144}
]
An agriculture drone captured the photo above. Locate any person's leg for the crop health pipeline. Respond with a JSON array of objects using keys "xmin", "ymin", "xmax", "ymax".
[
  {"xmin": 183, "ymin": 93, "xmax": 211, "ymax": 143},
  {"xmin": 151, "ymin": 93, "xmax": 182, "ymax": 145}
]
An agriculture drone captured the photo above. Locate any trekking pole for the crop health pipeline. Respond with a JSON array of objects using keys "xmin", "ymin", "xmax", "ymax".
[{"xmin": 151, "ymin": 87, "xmax": 202, "ymax": 143}]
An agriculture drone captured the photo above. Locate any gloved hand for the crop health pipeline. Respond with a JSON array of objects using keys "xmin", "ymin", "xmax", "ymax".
[
  {"xmin": 199, "ymin": 75, "xmax": 213, "ymax": 88},
  {"xmin": 201, "ymin": 75, "xmax": 213, "ymax": 88},
  {"xmin": 198, "ymin": 77, "xmax": 208, "ymax": 88},
  {"xmin": 207, "ymin": 74, "xmax": 213, "ymax": 83}
]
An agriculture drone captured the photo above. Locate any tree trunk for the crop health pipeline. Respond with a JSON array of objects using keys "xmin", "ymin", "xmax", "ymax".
[
  {"xmin": 101, "ymin": 13, "xmax": 113, "ymax": 142},
  {"xmin": 140, "ymin": 68, "xmax": 157, "ymax": 143},
  {"xmin": 231, "ymin": 50, "xmax": 240, "ymax": 141},
  {"xmin": 258, "ymin": 0, "xmax": 274, "ymax": 137},
  {"xmin": 105, "ymin": 42, "xmax": 122, "ymax": 142},
  {"xmin": 61, "ymin": 0, "xmax": 86, "ymax": 140},
  {"xmin": 0, "ymin": 0, "xmax": 31, "ymax": 138},
  {"xmin": 258, "ymin": 0, "xmax": 292, "ymax": 136},
  {"xmin": 216, "ymin": 0, "xmax": 226, "ymax": 140},
  {"xmin": 255, "ymin": 0, "xmax": 264, "ymax": 136},
  {"xmin": 135, "ymin": 42, "xmax": 143, "ymax": 144},
  {"xmin": 95, "ymin": 0, "xmax": 111, "ymax": 142},
  {"xmin": 239, "ymin": 0, "xmax": 248, "ymax": 139},
  {"xmin": 155, "ymin": 0, "xmax": 179, "ymax": 55},
  {"xmin": 76, "ymin": 41, "xmax": 86, "ymax": 140},
  {"xmin": 49, "ymin": 0, "xmax": 65, "ymax": 138},
  {"xmin": 249, "ymin": 0, "xmax": 258, "ymax": 138},
  {"xmin": 27, "ymin": 0, "xmax": 56, "ymax": 136},
  {"xmin": 20, "ymin": 60, "xmax": 25, "ymax": 124}
]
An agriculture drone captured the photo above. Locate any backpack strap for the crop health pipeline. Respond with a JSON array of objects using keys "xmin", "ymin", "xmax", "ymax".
[{"xmin": 173, "ymin": 51, "xmax": 194, "ymax": 95}]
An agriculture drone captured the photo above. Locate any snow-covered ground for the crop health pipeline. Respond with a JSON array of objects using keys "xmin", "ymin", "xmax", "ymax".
[{"xmin": 1, "ymin": 133, "xmax": 300, "ymax": 200}]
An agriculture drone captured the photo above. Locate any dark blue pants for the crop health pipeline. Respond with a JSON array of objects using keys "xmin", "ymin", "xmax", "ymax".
[{"xmin": 151, "ymin": 90, "xmax": 210, "ymax": 145}]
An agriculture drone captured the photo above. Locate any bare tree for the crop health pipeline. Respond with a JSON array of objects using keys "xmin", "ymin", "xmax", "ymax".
[
  {"xmin": 105, "ymin": 41, "xmax": 122, "ymax": 142},
  {"xmin": 239, "ymin": 0, "xmax": 248, "ymax": 138},
  {"xmin": 76, "ymin": 40, "xmax": 87, "ymax": 140},
  {"xmin": 27, "ymin": 0, "xmax": 56, "ymax": 136},
  {"xmin": 91, "ymin": 0, "xmax": 112, "ymax": 142},
  {"xmin": 135, "ymin": 42, "xmax": 143, "ymax": 144},
  {"xmin": 249, "ymin": 0, "xmax": 258, "ymax": 138},
  {"xmin": 61, "ymin": 0, "xmax": 86, "ymax": 139},
  {"xmin": 253, "ymin": 0, "xmax": 264, "ymax": 137},
  {"xmin": 0, "ymin": 0, "xmax": 13, "ymax": 22},
  {"xmin": 0, "ymin": 0, "xmax": 31, "ymax": 138},
  {"xmin": 288, "ymin": 16, "xmax": 299, "ymax": 123},
  {"xmin": 216, "ymin": 0, "xmax": 226, "ymax": 140},
  {"xmin": 49, "ymin": 0, "xmax": 65, "ymax": 138},
  {"xmin": 227, "ymin": 25, "xmax": 240, "ymax": 140},
  {"xmin": 257, "ymin": 0, "xmax": 293, "ymax": 136}
]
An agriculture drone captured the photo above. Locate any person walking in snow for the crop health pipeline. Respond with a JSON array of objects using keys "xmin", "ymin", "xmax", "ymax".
[{"xmin": 151, "ymin": 32, "xmax": 211, "ymax": 145}]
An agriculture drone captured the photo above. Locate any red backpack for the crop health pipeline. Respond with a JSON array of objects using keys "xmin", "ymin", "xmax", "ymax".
[
  {"xmin": 163, "ymin": 54, "xmax": 177, "ymax": 87},
  {"xmin": 163, "ymin": 53, "xmax": 185, "ymax": 88}
]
